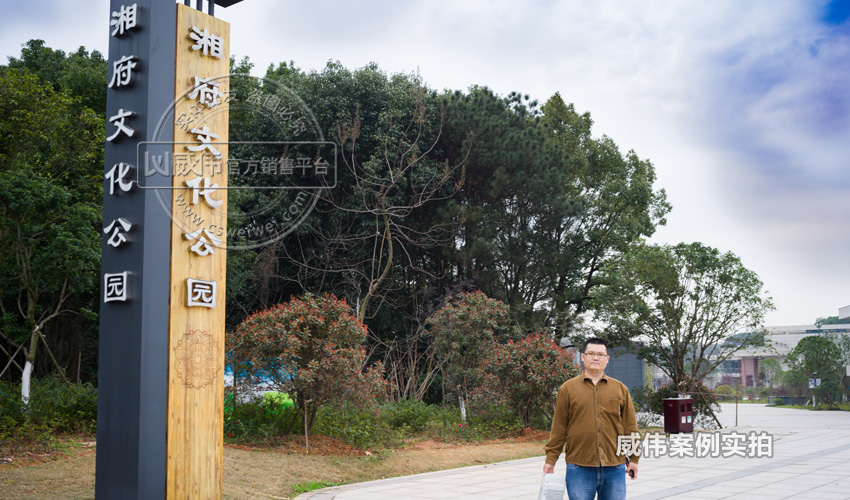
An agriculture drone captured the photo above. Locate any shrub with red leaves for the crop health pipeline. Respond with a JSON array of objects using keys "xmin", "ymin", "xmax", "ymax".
[
  {"xmin": 427, "ymin": 291, "xmax": 516, "ymax": 411},
  {"xmin": 227, "ymin": 293, "xmax": 389, "ymax": 432},
  {"xmin": 476, "ymin": 333, "xmax": 580, "ymax": 426}
]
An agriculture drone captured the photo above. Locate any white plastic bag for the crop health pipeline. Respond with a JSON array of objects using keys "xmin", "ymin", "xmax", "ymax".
[{"xmin": 538, "ymin": 473, "xmax": 566, "ymax": 500}]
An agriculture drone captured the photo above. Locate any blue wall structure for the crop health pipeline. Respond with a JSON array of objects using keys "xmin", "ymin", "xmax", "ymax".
[
  {"xmin": 605, "ymin": 347, "xmax": 645, "ymax": 392},
  {"xmin": 559, "ymin": 339, "xmax": 645, "ymax": 392}
]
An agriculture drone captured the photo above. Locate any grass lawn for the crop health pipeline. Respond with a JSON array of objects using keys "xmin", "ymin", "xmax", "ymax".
[
  {"xmin": 0, "ymin": 433, "xmax": 551, "ymax": 500},
  {"xmin": 1, "ymin": 425, "xmax": 669, "ymax": 499},
  {"xmin": 766, "ymin": 402, "xmax": 850, "ymax": 411}
]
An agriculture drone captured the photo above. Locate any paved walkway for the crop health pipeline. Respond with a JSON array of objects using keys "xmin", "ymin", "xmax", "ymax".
[{"xmin": 295, "ymin": 404, "xmax": 850, "ymax": 499}]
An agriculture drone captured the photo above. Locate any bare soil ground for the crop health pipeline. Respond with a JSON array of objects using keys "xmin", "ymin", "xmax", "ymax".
[{"xmin": 0, "ymin": 431, "xmax": 550, "ymax": 500}]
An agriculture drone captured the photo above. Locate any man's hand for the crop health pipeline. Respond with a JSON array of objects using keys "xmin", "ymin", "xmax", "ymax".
[
  {"xmin": 543, "ymin": 463, "xmax": 555, "ymax": 474},
  {"xmin": 626, "ymin": 461, "xmax": 638, "ymax": 480}
]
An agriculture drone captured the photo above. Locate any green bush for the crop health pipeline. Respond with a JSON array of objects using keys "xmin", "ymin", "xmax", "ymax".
[
  {"xmin": 222, "ymin": 396, "xmax": 532, "ymax": 449},
  {"xmin": 773, "ymin": 397, "xmax": 784, "ymax": 406},
  {"xmin": 380, "ymin": 399, "xmax": 437, "ymax": 433},
  {"xmin": 0, "ymin": 376, "xmax": 97, "ymax": 453},
  {"xmin": 630, "ymin": 385, "xmax": 651, "ymax": 411},
  {"xmin": 0, "ymin": 377, "xmax": 97, "ymax": 434},
  {"xmin": 30, "ymin": 376, "xmax": 98, "ymax": 433},
  {"xmin": 311, "ymin": 399, "xmax": 523, "ymax": 449},
  {"xmin": 415, "ymin": 402, "xmax": 521, "ymax": 443},
  {"xmin": 313, "ymin": 403, "xmax": 396, "ymax": 449},
  {"xmin": 224, "ymin": 394, "xmax": 298, "ymax": 443},
  {"xmin": 714, "ymin": 384, "xmax": 734, "ymax": 395}
]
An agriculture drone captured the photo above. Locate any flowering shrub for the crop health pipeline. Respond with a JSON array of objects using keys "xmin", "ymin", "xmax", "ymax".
[
  {"xmin": 427, "ymin": 291, "xmax": 516, "ymax": 409},
  {"xmin": 227, "ymin": 293, "xmax": 389, "ymax": 432},
  {"xmin": 475, "ymin": 333, "xmax": 580, "ymax": 426}
]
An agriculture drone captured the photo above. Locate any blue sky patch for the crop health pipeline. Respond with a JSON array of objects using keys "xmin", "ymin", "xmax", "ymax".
[{"xmin": 822, "ymin": 0, "xmax": 850, "ymax": 25}]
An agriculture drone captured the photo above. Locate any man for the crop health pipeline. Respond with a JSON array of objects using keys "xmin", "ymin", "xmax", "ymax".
[{"xmin": 543, "ymin": 337, "xmax": 639, "ymax": 500}]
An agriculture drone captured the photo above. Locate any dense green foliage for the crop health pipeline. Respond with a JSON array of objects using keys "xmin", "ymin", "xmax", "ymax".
[
  {"xmin": 816, "ymin": 316, "xmax": 850, "ymax": 325},
  {"xmin": 0, "ymin": 376, "xmax": 97, "ymax": 451},
  {"xmin": 223, "ymin": 59, "xmax": 670, "ymax": 348},
  {"xmin": 1, "ymin": 40, "xmax": 105, "ymax": 387}
]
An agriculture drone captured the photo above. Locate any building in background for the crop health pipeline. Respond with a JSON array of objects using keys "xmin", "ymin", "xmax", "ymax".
[{"xmin": 706, "ymin": 306, "xmax": 850, "ymax": 390}]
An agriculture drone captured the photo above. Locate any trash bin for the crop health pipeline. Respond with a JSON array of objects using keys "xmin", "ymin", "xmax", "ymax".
[{"xmin": 663, "ymin": 397, "xmax": 693, "ymax": 433}]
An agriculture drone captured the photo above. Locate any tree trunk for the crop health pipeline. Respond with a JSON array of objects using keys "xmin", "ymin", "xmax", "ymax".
[
  {"xmin": 458, "ymin": 394, "xmax": 467, "ymax": 422},
  {"xmin": 21, "ymin": 360, "xmax": 33, "ymax": 406},
  {"xmin": 358, "ymin": 211, "xmax": 393, "ymax": 323},
  {"xmin": 67, "ymin": 336, "xmax": 80, "ymax": 384},
  {"xmin": 21, "ymin": 326, "xmax": 40, "ymax": 405}
]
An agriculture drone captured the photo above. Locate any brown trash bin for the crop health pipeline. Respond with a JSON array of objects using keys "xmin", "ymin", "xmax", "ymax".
[{"xmin": 663, "ymin": 397, "xmax": 694, "ymax": 433}]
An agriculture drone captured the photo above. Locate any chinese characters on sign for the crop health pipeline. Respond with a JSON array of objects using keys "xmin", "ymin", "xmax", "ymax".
[
  {"xmin": 107, "ymin": 109, "xmax": 137, "ymax": 142},
  {"xmin": 187, "ymin": 278, "xmax": 217, "ymax": 308},
  {"xmin": 108, "ymin": 55, "xmax": 138, "ymax": 89},
  {"xmin": 188, "ymin": 76, "xmax": 224, "ymax": 108},
  {"xmin": 110, "ymin": 3, "xmax": 138, "ymax": 36},
  {"xmin": 184, "ymin": 176, "xmax": 222, "ymax": 208},
  {"xmin": 103, "ymin": 12, "xmax": 228, "ymax": 311},
  {"xmin": 616, "ymin": 431, "xmax": 774, "ymax": 459},
  {"xmin": 103, "ymin": 3, "xmax": 142, "ymax": 305},
  {"xmin": 185, "ymin": 228, "xmax": 222, "ymax": 256},
  {"xmin": 104, "ymin": 272, "xmax": 129, "ymax": 302},
  {"xmin": 187, "ymin": 126, "xmax": 222, "ymax": 158},
  {"xmin": 105, "ymin": 162, "xmax": 135, "ymax": 194},
  {"xmin": 175, "ymin": 22, "xmax": 227, "ymax": 310},
  {"xmin": 104, "ymin": 218, "xmax": 135, "ymax": 247},
  {"xmin": 189, "ymin": 26, "xmax": 223, "ymax": 59}
]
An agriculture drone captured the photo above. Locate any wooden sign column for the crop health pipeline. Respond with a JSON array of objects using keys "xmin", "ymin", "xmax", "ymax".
[
  {"xmin": 166, "ymin": 4, "xmax": 229, "ymax": 498},
  {"xmin": 98, "ymin": 2, "xmax": 231, "ymax": 498}
]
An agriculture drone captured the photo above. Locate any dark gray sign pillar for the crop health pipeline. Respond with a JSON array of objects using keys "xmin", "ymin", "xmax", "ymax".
[{"xmin": 97, "ymin": 1, "xmax": 175, "ymax": 498}]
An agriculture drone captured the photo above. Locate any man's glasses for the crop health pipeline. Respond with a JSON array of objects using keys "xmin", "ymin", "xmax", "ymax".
[{"xmin": 583, "ymin": 352, "xmax": 608, "ymax": 359}]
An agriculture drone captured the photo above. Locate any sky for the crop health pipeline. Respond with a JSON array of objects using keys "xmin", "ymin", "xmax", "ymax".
[{"xmin": 2, "ymin": 0, "xmax": 849, "ymax": 327}]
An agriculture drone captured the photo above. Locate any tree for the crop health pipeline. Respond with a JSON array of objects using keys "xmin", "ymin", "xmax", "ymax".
[
  {"xmin": 596, "ymin": 242, "xmax": 774, "ymax": 398},
  {"xmin": 427, "ymin": 291, "xmax": 516, "ymax": 418},
  {"xmin": 815, "ymin": 316, "xmax": 850, "ymax": 326},
  {"xmin": 445, "ymin": 90, "xmax": 669, "ymax": 333},
  {"xmin": 475, "ymin": 333, "xmax": 580, "ymax": 426},
  {"xmin": 7, "ymin": 39, "xmax": 107, "ymax": 116},
  {"xmin": 827, "ymin": 333, "xmax": 850, "ymax": 372},
  {"xmin": 784, "ymin": 336, "xmax": 845, "ymax": 406},
  {"xmin": 226, "ymin": 294, "xmax": 388, "ymax": 435},
  {"xmin": 316, "ymin": 70, "xmax": 464, "ymax": 324},
  {"xmin": 540, "ymin": 94, "xmax": 671, "ymax": 331},
  {"xmin": 1, "ymin": 41, "xmax": 107, "ymax": 389},
  {"xmin": 226, "ymin": 62, "xmax": 465, "ymax": 328},
  {"xmin": 0, "ymin": 68, "xmax": 102, "ymax": 400},
  {"xmin": 759, "ymin": 358, "xmax": 783, "ymax": 389}
]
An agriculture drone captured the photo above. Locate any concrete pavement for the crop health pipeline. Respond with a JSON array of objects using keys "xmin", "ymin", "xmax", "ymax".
[{"xmin": 295, "ymin": 404, "xmax": 850, "ymax": 499}]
